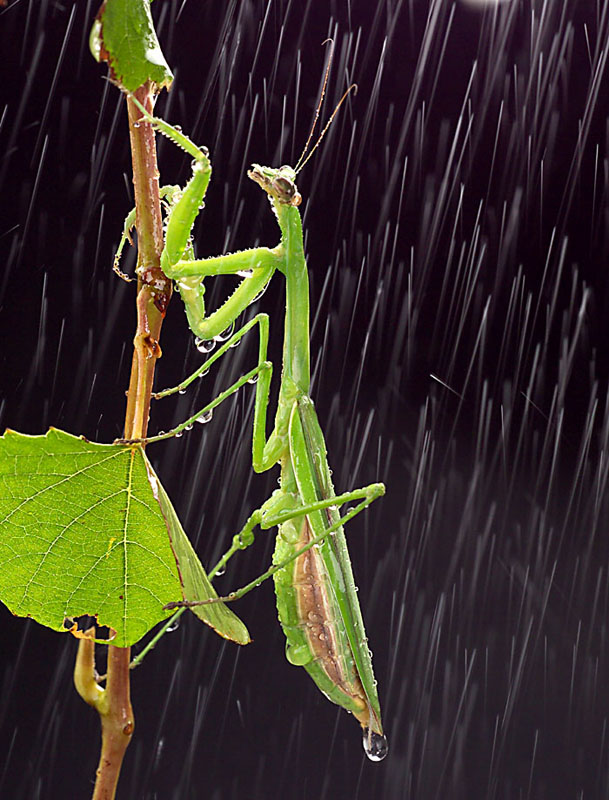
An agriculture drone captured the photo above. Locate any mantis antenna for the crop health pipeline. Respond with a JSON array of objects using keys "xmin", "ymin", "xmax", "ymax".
[{"xmin": 294, "ymin": 39, "xmax": 358, "ymax": 175}]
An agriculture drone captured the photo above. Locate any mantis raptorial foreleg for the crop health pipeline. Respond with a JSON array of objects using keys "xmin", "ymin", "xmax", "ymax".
[{"xmin": 114, "ymin": 185, "xmax": 182, "ymax": 280}]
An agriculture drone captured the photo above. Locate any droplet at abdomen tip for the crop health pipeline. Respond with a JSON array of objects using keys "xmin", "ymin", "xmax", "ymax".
[{"xmin": 362, "ymin": 728, "xmax": 389, "ymax": 762}]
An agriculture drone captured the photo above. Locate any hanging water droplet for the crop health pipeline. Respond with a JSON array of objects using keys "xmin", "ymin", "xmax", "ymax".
[
  {"xmin": 185, "ymin": 423, "xmax": 193, "ymax": 431},
  {"xmin": 229, "ymin": 337, "xmax": 241, "ymax": 349},
  {"xmin": 214, "ymin": 566, "xmax": 226, "ymax": 576},
  {"xmin": 362, "ymin": 729, "xmax": 388, "ymax": 762},
  {"xmin": 175, "ymin": 430, "xmax": 183, "ymax": 438},
  {"xmin": 285, "ymin": 642, "xmax": 313, "ymax": 666},
  {"xmin": 133, "ymin": 122, "xmax": 140, "ymax": 129},
  {"xmin": 194, "ymin": 337, "xmax": 216, "ymax": 353},
  {"xmin": 195, "ymin": 409, "xmax": 213, "ymax": 424},
  {"xmin": 214, "ymin": 321, "xmax": 235, "ymax": 342},
  {"xmin": 178, "ymin": 388, "xmax": 187, "ymax": 395},
  {"xmin": 237, "ymin": 269, "xmax": 254, "ymax": 278},
  {"xmin": 247, "ymin": 374, "xmax": 258, "ymax": 385},
  {"xmin": 89, "ymin": 19, "xmax": 102, "ymax": 61},
  {"xmin": 252, "ymin": 283, "xmax": 270, "ymax": 303},
  {"xmin": 166, "ymin": 618, "xmax": 181, "ymax": 633}
]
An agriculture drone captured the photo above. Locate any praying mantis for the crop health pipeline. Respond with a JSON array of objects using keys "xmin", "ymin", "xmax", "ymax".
[{"xmin": 117, "ymin": 64, "xmax": 388, "ymax": 760}]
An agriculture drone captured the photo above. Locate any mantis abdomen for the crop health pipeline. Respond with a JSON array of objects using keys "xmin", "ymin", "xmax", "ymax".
[
  {"xmin": 272, "ymin": 397, "xmax": 385, "ymax": 744},
  {"xmin": 274, "ymin": 517, "xmax": 372, "ymax": 723}
]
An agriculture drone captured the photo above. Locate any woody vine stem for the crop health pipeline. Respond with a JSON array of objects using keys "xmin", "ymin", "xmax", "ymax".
[{"xmin": 72, "ymin": 84, "xmax": 171, "ymax": 800}]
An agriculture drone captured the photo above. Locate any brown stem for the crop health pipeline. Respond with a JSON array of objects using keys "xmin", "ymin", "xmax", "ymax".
[
  {"xmin": 124, "ymin": 85, "xmax": 172, "ymax": 443},
  {"xmin": 74, "ymin": 82, "xmax": 172, "ymax": 800},
  {"xmin": 91, "ymin": 646, "xmax": 135, "ymax": 800}
]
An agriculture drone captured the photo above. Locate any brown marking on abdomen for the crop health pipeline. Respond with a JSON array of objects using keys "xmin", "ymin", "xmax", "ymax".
[{"xmin": 292, "ymin": 517, "xmax": 368, "ymax": 715}]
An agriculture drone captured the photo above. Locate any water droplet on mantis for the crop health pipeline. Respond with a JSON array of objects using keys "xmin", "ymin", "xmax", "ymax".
[
  {"xmin": 196, "ymin": 409, "xmax": 213, "ymax": 424},
  {"xmin": 247, "ymin": 374, "xmax": 258, "ymax": 384},
  {"xmin": 215, "ymin": 321, "xmax": 235, "ymax": 342},
  {"xmin": 285, "ymin": 642, "xmax": 313, "ymax": 666},
  {"xmin": 362, "ymin": 729, "xmax": 388, "ymax": 762},
  {"xmin": 194, "ymin": 337, "xmax": 215, "ymax": 353},
  {"xmin": 237, "ymin": 269, "xmax": 254, "ymax": 278},
  {"xmin": 166, "ymin": 618, "xmax": 181, "ymax": 633},
  {"xmin": 252, "ymin": 282, "xmax": 270, "ymax": 303},
  {"xmin": 178, "ymin": 388, "xmax": 187, "ymax": 395}
]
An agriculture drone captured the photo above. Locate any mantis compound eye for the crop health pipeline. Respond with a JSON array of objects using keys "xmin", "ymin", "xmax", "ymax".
[{"xmin": 273, "ymin": 175, "xmax": 298, "ymax": 205}]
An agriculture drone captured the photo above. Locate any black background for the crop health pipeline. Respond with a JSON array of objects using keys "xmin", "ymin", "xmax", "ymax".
[{"xmin": 2, "ymin": 1, "xmax": 609, "ymax": 798}]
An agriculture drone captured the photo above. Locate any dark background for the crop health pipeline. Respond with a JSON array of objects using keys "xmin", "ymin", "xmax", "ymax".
[{"xmin": 2, "ymin": 0, "xmax": 609, "ymax": 797}]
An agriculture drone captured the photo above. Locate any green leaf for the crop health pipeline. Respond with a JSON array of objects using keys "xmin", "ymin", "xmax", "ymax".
[
  {"xmin": 90, "ymin": 0, "xmax": 173, "ymax": 92},
  {"xmin": 0, "ymin": 429, "xmax": 249, "ymax": 647}
]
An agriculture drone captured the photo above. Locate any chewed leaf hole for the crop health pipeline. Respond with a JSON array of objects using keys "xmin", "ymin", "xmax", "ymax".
[{"xmin": 63, "ymin": 615, "xmax": 114, "ymax": 642}]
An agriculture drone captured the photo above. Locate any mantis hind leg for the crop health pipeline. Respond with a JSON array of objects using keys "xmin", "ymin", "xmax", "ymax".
[{"xmin": 165, "ymin": 481, "xmax": 385, "ymax": 608}]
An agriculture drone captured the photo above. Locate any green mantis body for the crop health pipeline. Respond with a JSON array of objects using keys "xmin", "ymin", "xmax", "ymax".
[{"xmin": 119, "ymin": 94, "xmax": 388, "ymax": 760}]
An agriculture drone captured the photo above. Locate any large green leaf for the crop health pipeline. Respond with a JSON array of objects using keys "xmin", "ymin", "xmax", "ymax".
[
  {"xmin": 0, "ymin": 429, "xmax": 249, "ymax": 647},
  {"xmin": 90, "ymin": 0, "xmax": 173, "ymax": 92}
]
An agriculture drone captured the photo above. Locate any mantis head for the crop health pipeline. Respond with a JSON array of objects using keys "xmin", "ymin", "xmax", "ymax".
[{"xmin": 248, "ymin": 164, "xmax": 302, "ymax": 207}]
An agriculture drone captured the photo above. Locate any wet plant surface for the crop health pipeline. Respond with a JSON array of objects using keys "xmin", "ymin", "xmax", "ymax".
[{"xmin": 2, "ymin": 0, "xmax": 609, "ymax": 797}]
